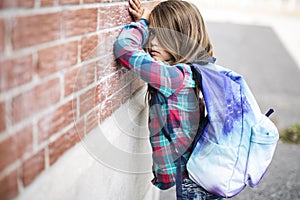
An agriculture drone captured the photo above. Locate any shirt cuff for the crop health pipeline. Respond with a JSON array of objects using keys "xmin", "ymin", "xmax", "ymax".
[{"xmin": 139, "ymin": 18, "xmax": 149, "ymax": 26}]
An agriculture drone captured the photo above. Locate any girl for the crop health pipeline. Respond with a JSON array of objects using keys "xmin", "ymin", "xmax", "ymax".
[{"xmin": 114, "ymin": 0, "xmax": 223, "ymax": 199}]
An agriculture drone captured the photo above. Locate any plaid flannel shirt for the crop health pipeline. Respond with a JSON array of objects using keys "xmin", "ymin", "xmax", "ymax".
[{"xmin": 114, "ymin": 19, "xmax": 201, "ymax": 190}]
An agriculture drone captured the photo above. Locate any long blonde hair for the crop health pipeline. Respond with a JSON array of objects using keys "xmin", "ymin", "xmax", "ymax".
[
  {"xmin": 147, "ymin": 0, "xmax": 213, "ymax": 65},
  {"xmin": 146, "ymin": 0, "xmax": 213, "ymax": 100}
]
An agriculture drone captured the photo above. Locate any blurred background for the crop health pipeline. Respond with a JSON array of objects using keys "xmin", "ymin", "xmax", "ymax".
[{"xmin": 192, "ymin": 0, "xmax": 300, "ymax": 131}]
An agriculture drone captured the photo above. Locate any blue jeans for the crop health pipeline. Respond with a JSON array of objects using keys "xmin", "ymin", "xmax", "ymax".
[{"xmin": 182, "ymin": 179, "xmax": 223, "ymax": 200}]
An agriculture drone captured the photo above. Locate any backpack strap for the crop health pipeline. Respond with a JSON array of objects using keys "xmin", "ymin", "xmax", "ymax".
[
  {"xmin": 150, "ymin": 91, "xmax": 172, "ymax": 142},
  {"xmin": 175, "ymin": 61, "xmax": 211, "ymax": 200},
  {"xmin": 187, "ymin": 63, "xmax": 208, "ymax": 151},
  {"xmin": 188, "ymin": 62, "xmax": 204, "ymax": 93},
  {"xmin": 176, "ymin": 156, "xmax": 183, "ymax": 200}
]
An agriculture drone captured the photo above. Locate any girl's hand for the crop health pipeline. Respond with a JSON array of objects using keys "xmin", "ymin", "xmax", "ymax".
[{"xmin": 129, "ymin": 0, "xmax": 145, "ymax": 22}]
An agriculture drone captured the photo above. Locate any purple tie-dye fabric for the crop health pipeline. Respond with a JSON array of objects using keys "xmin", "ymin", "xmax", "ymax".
[{"xmin": 187, "ymin": 63, "xmax": 279, "ymax": 198}]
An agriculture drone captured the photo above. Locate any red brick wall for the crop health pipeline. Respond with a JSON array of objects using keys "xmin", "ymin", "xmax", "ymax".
[{"xmin": 0, "ymin": 0, "xmax": 153, "ymax": 199}]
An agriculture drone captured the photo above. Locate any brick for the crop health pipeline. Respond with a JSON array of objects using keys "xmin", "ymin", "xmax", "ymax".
[
  {"xmin": 74, "ymin": 118, "xmax": 85, "ymax": 139},
  {"xmin": 98, "ymin": 79, "xmax": 129, "ymax": 122},
  {"xmin": 59, "ymin": 0, "xmax": 80, "ymax": 5},
  {"xmin": 0, "ymin": 19, "xmax": 5, "ymax": 53},
  {"xmin": 64, "ymin": 64, "xmax": 95, "ymax": 97},
  {"xmin": 95, "ymin": 80, "xmax": 106, "ymax": 105},
  {"xmin": 49, "ymin": 125, "xmax": 80, "ymax": 165},
  {"xmin": 0, "ymin": 101, "xmax": 6, "ymax": 132},
  {"xmin": 64, "ymin": 67, "xmax": 79, "ymax": 97},
  {"xmin": 37, "ymin": 41, "xmax": 78, "ymax": 77},
  {"xmin": 37, "ymin": 100, "xmax": 75, "ymax": 143},
  {"xmin": 0, "ymin": 125, "xmax": 33, "ymax": 171},
  {"xmin": 83, "ymin": 0, "xmax": 104, "ymax": 3},
  {"xmin": 108, "ymin": 72, "xmax": 122, "ymax": 92},
  {"xmin": 94, "ymin": 29, "xmax": 120, "ymax": 69},
  {"xmin": 79, "ymin": 87, "xmax": 97, "ymax": 117},
  {"xmin": 121, "ymin": 83, "xmax": 131, "ymax": 104},
  {"xmin": 83, "ymin": 0, "xmax": 110, "ymax": 4},
  {"xmin": 81, "ymin": 34, "xmax": 99, "ymax": 61},
  {"xmin": 109, "ymin": 91, "xmax": 122, "ymax": 113},
  {"xmin": 86, "ymin": 108, "xmax": 99, "ymax": 134},
  {"xmin": 11, "ymin": 78, "xmax": 61, "ymax": 124},
  {"xmin": 83, "ymin": 0, "xmax": 97, "ymax": 3},
  {"xmin": 0, "ymin": 169, "xmax": 18, "ymax": 200},
  {"xmin": 106, "ymin": 70, "xmax": 126, "ymax": 97},
  {"xmin": 62, "ymin": 8, "xmax": 97, "ymax": 37},
  {"xmin": 40, "ymin": 0, "xmax": 55, "ymax": 7},
  {"xmin": 97, "ymin": 30, "xmax": 116, "ymax": 57},
  {"xmin": 99, "ymin": 70, "xmax": 130, "ymax": 121},
  {"xmin": 96, "ymin": 56, "xmax": 118, "ymax": 79},
  {"xmin": 12, "ymin": 13, "xmax": 61, "ymax": 50},
  {"xmin": 99, "ymin": 99, "xmax": 112, "ymax": 122},
  {"xmin": 99, "ymin": 4, "xmax": 131, "ymax": 29},
  {"xmin": 0, "ymin": 55, "xmax": 33, "ymax": 93},
  {"xmin": 0, "ymin": 0, "xmax": 34, "ymax": 9},
  {"xmin": 22, "ymin": 149, "xmax": 45, "ymax": 187}
]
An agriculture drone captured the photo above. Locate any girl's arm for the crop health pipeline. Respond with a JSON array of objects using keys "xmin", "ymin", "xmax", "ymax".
[{"xmin": 113, "ymin": 19, "xmax": 186, "ymax": 97}]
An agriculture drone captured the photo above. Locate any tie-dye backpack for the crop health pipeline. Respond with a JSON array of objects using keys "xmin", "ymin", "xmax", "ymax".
[{"xmin": 186, "ymin": 59, "xmax": 279, "ymax": 198}]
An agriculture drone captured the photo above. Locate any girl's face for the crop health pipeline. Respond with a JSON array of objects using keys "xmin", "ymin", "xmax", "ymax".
[{"xmin": 149, "ymin": 35, "xmax": 172, "ymax": 62}]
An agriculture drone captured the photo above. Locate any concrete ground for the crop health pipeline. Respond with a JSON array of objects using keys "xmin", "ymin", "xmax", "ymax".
[{"xmin": 232, "ymin": 142, "xmax": 300, "ymax": 200}]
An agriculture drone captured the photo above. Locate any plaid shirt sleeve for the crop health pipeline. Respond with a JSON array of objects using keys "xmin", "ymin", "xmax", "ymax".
[{"xmin": 114, "ymin": 19, "xmax": 186, "ymax": 97}]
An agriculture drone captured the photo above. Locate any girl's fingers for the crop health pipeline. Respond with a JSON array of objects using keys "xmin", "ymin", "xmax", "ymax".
[
  {"xmin": 135, "ymin": 0, "xmax": 142, "ymax": 9},
  {"xmin": 132, "ymin": 0, "xmax": 141, "ymax": 9},
  {"xmin": 129, "ymin": 0, "xmax": 144, "ymax": 21},
  {"xmin": 128, "ymin": 7, "xmax": 137, "ymax": 16},
  {"xmin": 129, "ymin": 0, "xmax": 139, "ymax": 11}
]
